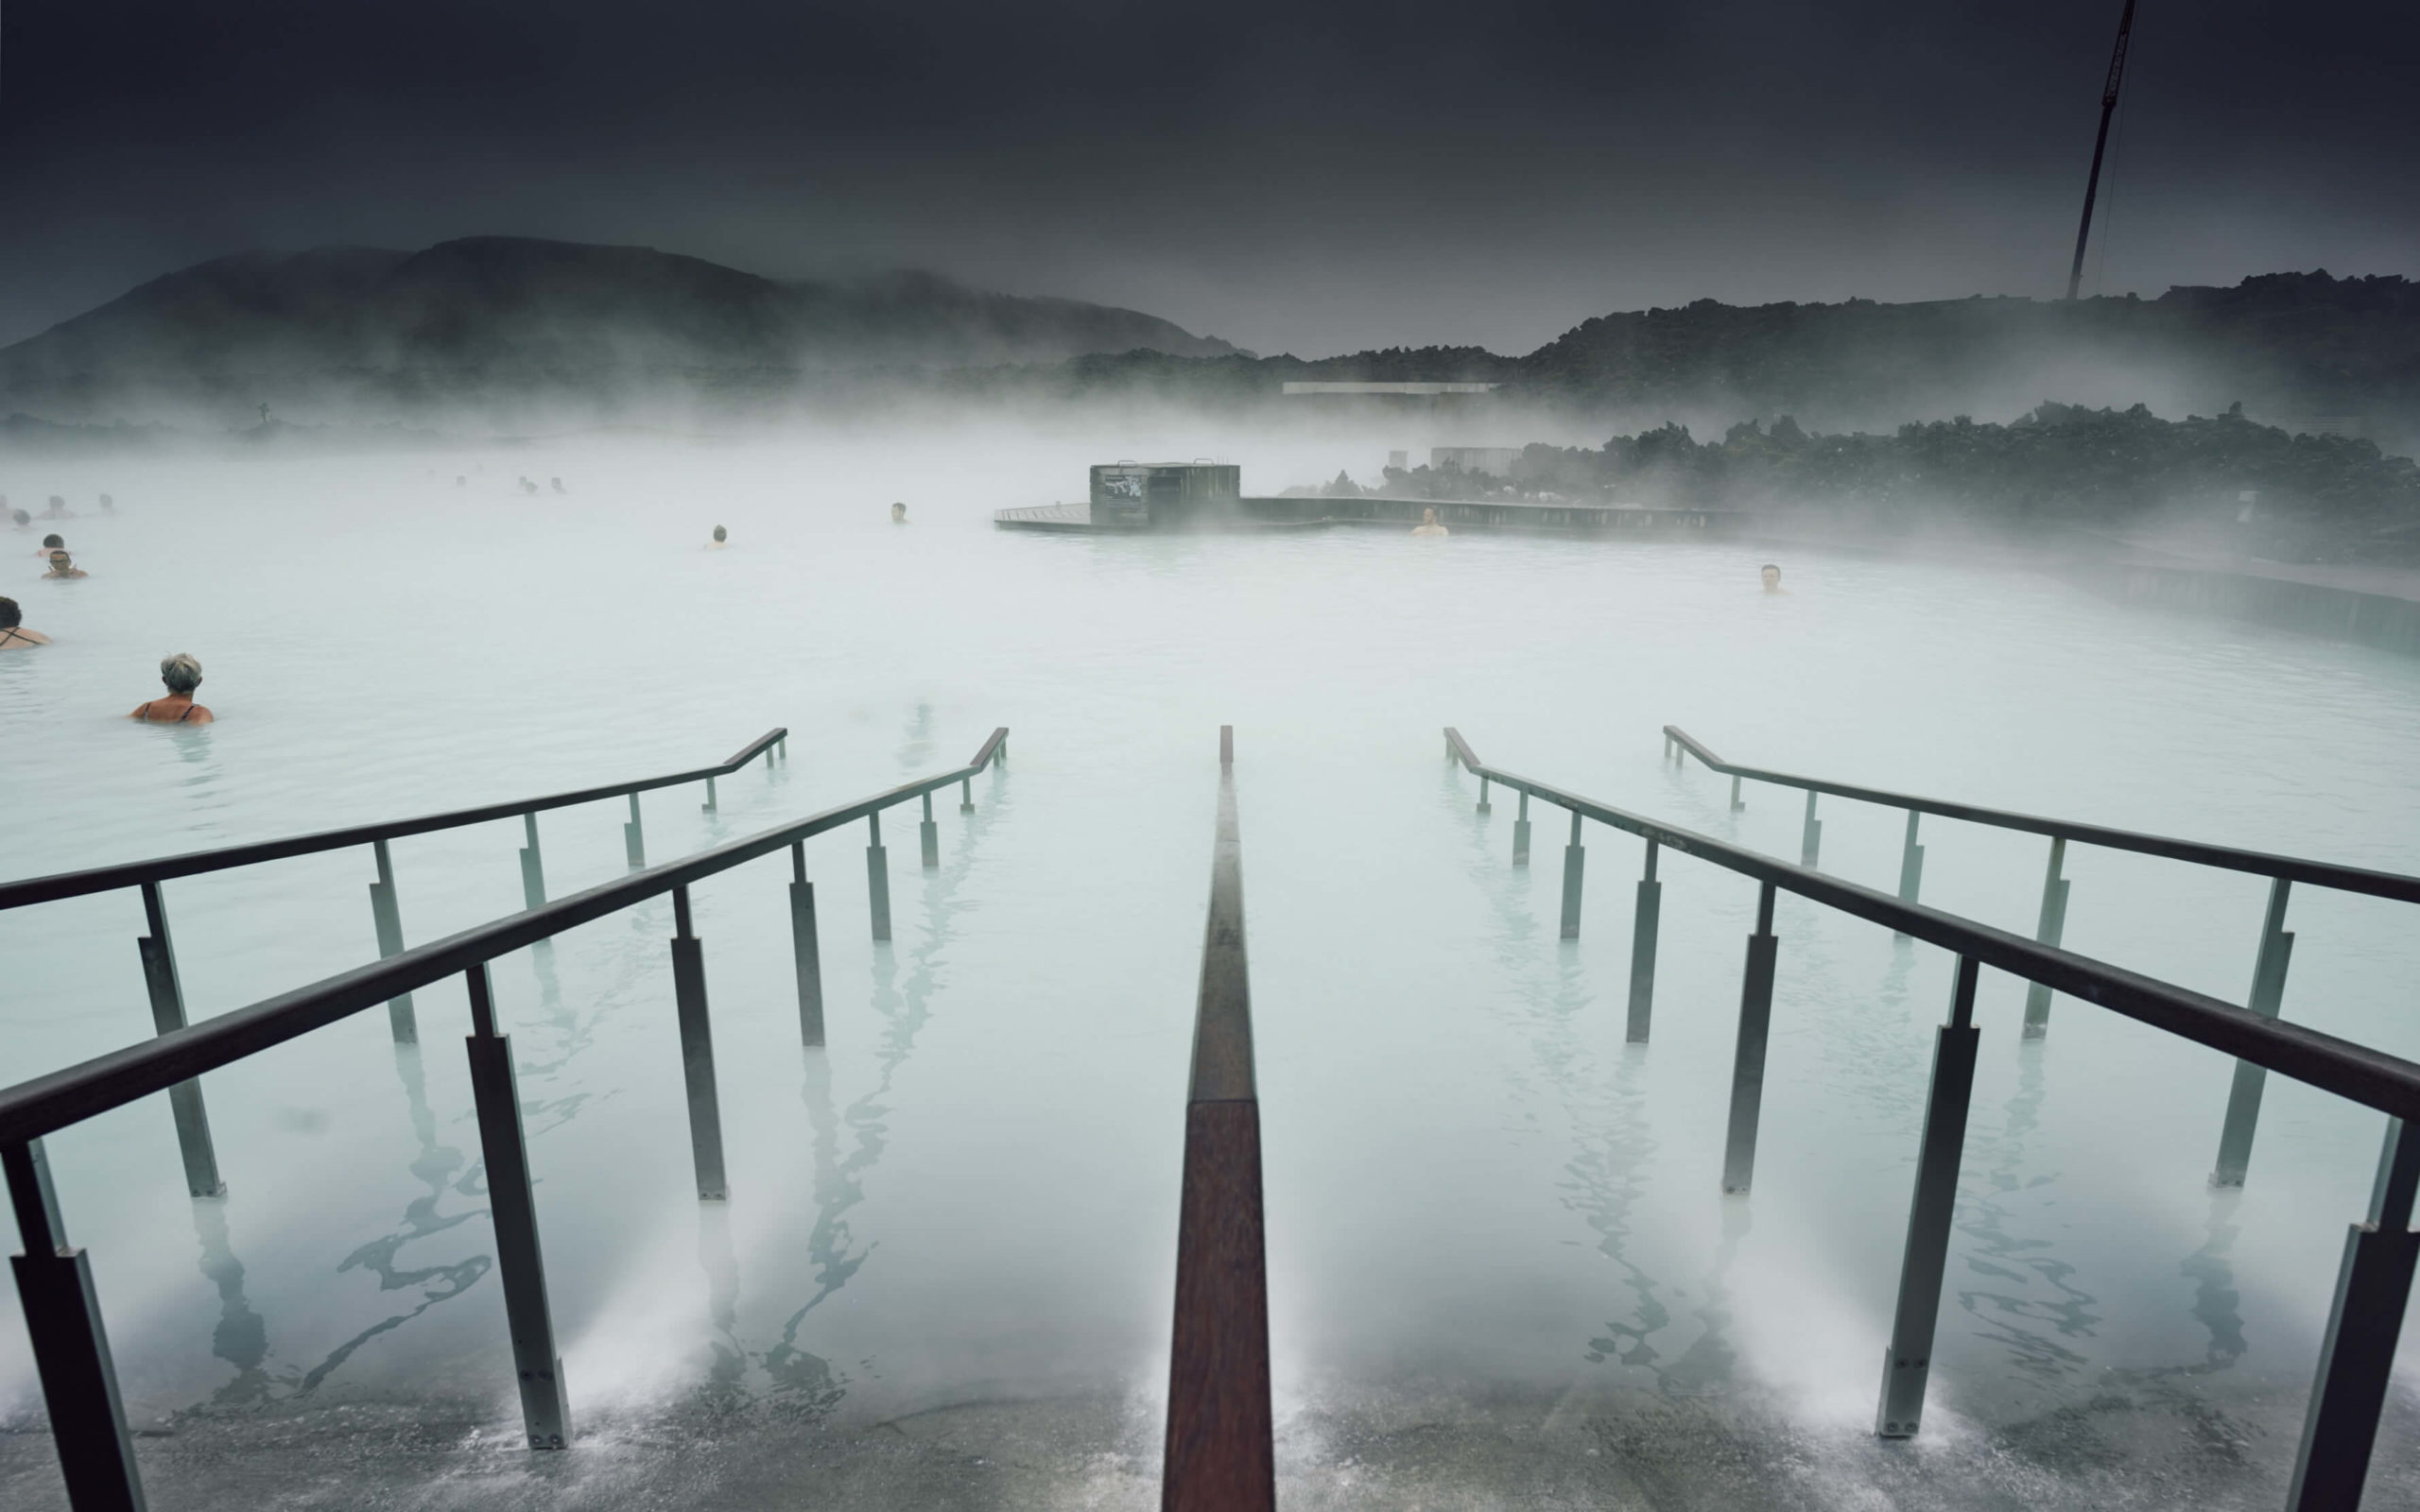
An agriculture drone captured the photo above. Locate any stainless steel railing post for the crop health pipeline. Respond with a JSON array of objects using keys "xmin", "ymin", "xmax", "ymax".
[
  {"xmin": 1558, "ymin": 810, "xmax": 1586, "ymax": 939},
  {"xmin": 368, "ymin": 839, "xmax": 419, "ymax": 1043},
  {"xmin": 2212, "ymin": 879, "xmax": 2297, "ymax": 1187},
  {"xmin": 2284, "ymin": 1118, "xmax": 2420, "ymax": 1510},
  {"xmin": 866, "ymin": 812, "xmax": 892, "ymax": 941},
  {"xmin": 789, "ymin": 840, "xmax": 825, "ymax": 1046},
  {"xmin": 137, "ymin": 882, "xmax": 225, "ymax": 1196},
  {"xmin": 1626, "ymin": 840, "xmax": 1661, "ymax": 1043},
  {"xmin": 462, "ymin": 962, "xmax": 572, "ymax": 1448},
  {"xmin": 1876, "ymin": 954, "xmax": 1982, "ymax": 1438},
  {"xmin": 1721, "ymin": 881, "xmax": 1781, "ymax": 1194},
  {"xmin": 2020, "ymin": 838, "xmax": 2069, "ymax": 1037},
  {"xmin": 518, "ymin": 813, "xmax": 547, "ymax": 910},
  {"xmin": 4, "ymin": 1139, "xmax": 147, "ymax": 1509},
  {"xmin": 668, "ymin": 885, "xmax": 728, "ymax": 1200}
]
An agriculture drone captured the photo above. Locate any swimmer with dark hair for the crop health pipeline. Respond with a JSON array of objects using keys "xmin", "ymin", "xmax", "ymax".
[
  {"xmin": 890, "ymin": 501, "xmax": 908, "ymax": 523},
  {"xmin": 707, "ymin": 524, "xmax": 729, "ymax": 549},
  {"xmin": 1760, "ymin": 563, "xmax": 1789, "ymax": 594},
  {"xmin": 41, "ymin": 495, "xmax": 73, "ymax": 520},
  {"xmin": 43, "ymin": 550, "xmax": 87, "ymax": 579},
  {"xmin": 33, "ymin": 533, "xmax": 63, "ymax": 558},
  {"xmin": 0, "ymin": 597, "xmax": 48, "ymax": 649},
  {"xmin": 9, "ymin": 509, "xmax": 27, "ymax": 531},
  {"xmin": 132, "ymin": 654, "xmax": 213, "ymax": 724}
]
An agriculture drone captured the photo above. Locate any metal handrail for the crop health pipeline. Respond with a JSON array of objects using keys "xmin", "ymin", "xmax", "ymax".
[
  {"xmin": 1661, "ymin": 724, "xmax": 2420, "ymax": 904},
  {"xmin": 0, "ymin": 728, "xmax": 787, "ymax": 909},
  {"xmin": 1446, "ymin": 729, "xmax": 2420, "ymax": 1121},
  {"xmin": 1445, "ymin": 726, "xmax": 2420, "ymax": 1509},
  {"xmin": 3, "ymin": 727, "xmax": 1006, "ymax": 1507},
  {"xmin": 1660, "ymin": 722, "xmax": 2420, "ymax": 1186},
  {"xmin": 0, "ymin": 728, "xmax": 1004, "ymax": 1148},
  {"xmin": 1162, "ymin": 725, "xmax": 1274, "ymax": 1509}
]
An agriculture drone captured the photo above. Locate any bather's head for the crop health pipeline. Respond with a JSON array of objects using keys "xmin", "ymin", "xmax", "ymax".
[
  {"xmin": 9, "ymin": 510, "xmax": 26, "ymax": 529},
  {"xmin": 1761, "ymin": 563, "xmax": 1782, "ymax": 592},
  {"xmin": 161, "ymin": 653, "xmax": 203, "ymax": 695},
  {"xmin": 47, "ymin": 550, "xmax": 72, "ymax": 572},
  {"xmin": 890, "ymin": 501, "xmax": 908, "ymax": 523},
  {"xmin": 0, "ymin": 598, "xmax": 20, "ymax": 628},
  {"xmin": 42, "ymin": 533, "xmax": 63, "ymax": 550},
  {"xmin": 712, "ymin": 524, "xmax": 727, "ymax": 543}
]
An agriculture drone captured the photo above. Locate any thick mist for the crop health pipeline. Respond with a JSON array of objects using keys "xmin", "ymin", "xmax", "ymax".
[{"xmin": 4, "ymin": 434, "xmax": 2419, "ymax": 1505}]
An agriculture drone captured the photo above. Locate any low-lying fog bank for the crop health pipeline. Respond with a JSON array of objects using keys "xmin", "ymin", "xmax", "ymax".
[{"xmin": 6, "ymin": 435, "xmax": 2420, "ymax": 1511}]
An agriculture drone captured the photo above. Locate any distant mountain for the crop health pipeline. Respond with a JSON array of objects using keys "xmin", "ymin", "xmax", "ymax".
[
  {"xmin": 1511, "ymin": 272, "xmax": 2420, "ymax": 433},
  {"xmin": 0, "ymin": 236, "xmax": 1237, "ymax": 423},
  {"xmin": 983, "ymin": 271, "xmax": 2420, "ymax": 451}
]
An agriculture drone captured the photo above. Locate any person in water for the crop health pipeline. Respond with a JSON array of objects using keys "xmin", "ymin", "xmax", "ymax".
[
  {"xmin": 9, "ymin": 509, "xmax": 28, "ymax": 532},
  {"xmin": 551, "ymin": 477, "xmax": 567, "ymax": 495},
  {"xmin": 890, "ymin": 501, "xmax": 908, "ymax": 524},
  {"xmin": 132, "ymin": 654, "xmax": 213, "ymax": 724},
  {"xmin": 98, "ymin": 493, "xmax": 116, "ymax": 513},
  {"xmin": 43, "ymin": 550, "xmax": 87, "ymax": 579},
  {"xmin": 0, "ymin": 597, "xmax": 48, "ymax": 650},
  {"xmin": 1411, "ymin": 507, "xmax": 1449, "ymax": 538},
  {"xmin": 1761, "ymin": 563, "xmax": 1789, "ymax": 594},
  {"xmin": 33, "ymin": 532, "xmax": 63, "ymax": 558},
  {"xmin": 707, "ymin": 524, "xmax": 729, "ymax": 549},
  {"xmin": 41, "ymin": 495, "xmax": 73, "ymax": 519}
]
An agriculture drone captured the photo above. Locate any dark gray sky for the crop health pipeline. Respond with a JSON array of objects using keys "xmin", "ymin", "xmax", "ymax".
[{"xmin": 3, "ymin": 1, "xmax": 2415, "ymax": 356}]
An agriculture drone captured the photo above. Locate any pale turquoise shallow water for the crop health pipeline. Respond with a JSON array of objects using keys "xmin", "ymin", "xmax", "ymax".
[{"xmin": 3, "ymin": 432, "xmax": 2419, "ymax": 1507}]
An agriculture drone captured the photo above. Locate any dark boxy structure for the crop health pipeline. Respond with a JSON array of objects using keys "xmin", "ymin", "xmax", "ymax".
[{"xmin": 1090, "ymin": 461, "xmax": 1242, "ymax": 526}]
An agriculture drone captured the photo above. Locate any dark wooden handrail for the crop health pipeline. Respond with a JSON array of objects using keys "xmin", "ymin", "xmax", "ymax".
[
  {"xmin": 1162, "ymin": 725, "xmax": 1274, "ymax": 1511},
  {"xmin": 0, "ymin": 728, "xmax": 789, "ymax": 910}
]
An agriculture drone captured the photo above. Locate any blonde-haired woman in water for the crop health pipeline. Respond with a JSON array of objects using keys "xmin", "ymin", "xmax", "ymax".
[{"xmin": 132, "ymin": 654, "xmax": 214, "ymax": 724}]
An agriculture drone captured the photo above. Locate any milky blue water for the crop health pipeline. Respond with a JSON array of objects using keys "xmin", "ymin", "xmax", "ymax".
[{"xmin": 4, "ymin": 432, "xmax": 2418, "ymax": 1506}]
